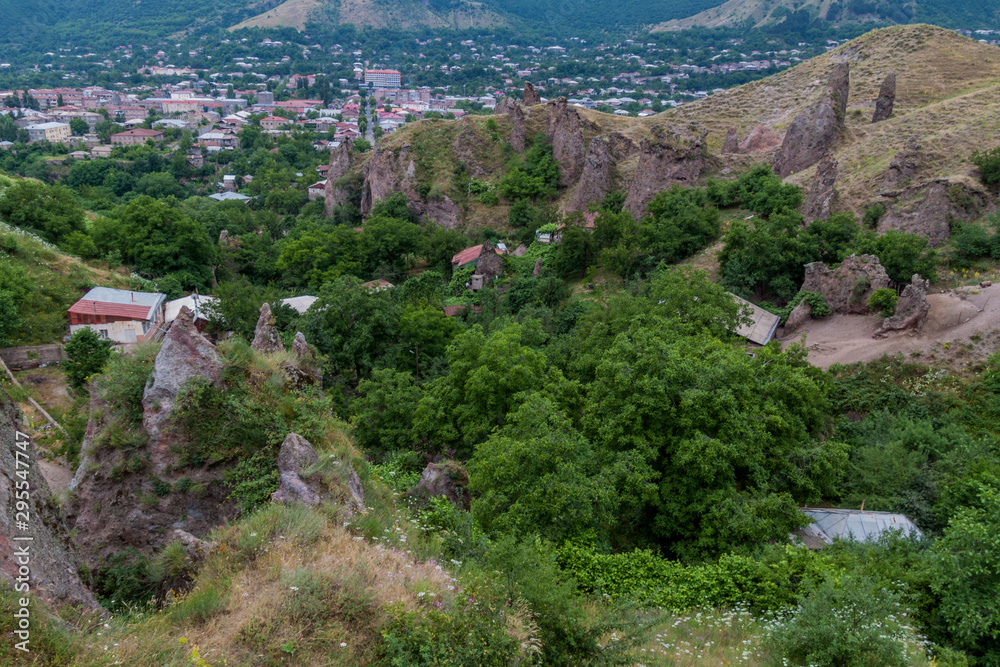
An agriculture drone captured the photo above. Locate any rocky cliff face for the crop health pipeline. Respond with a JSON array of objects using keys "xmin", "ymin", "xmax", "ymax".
[
  {"xmin": 251, "ymin": 303, "xmax": 284, "ymax": 354},
  {"xmin": 773, "ymin": 63, "xmax": 849, "ymax": 177},
  {"xmin": 883, "ymin": 136, "xmax": 922, "ymax": 190},
  {"xmin": 740, "ymin": 126, "xmax": 782, "ymax": 153},
  {"xmin": 569, "ymin": 136, "xmax": 613, "ymax": 212},
  {"xmin": 872, "ymin": 72, "xmax": 896, "ymax": 123},
  {"xmin": 359, "ymin": 143, "xmax": 462, "ymax": 228},
  {"xmin": 0, "ymin": 391, "xmax": 101, "ymax": 611},
  {"xmin": 623, "ymin": 124, "xmax": 708, "ymax": 220},
  {"xmin": 545, "ymin": 98, "xmax": 587, "ymax": 185},
  {"xmin": 802, "ymin": 157, "xmax": 839, "ymax": 222},
  {"xmin": 878, "ymin": 179, "xmax": 989, "ymax": 247},
  {"xmin": 324, "ymin": 141, "xmax": 353, "ymax": 216},
  {"xmin": 722, "ymin": 127, "xmax": 739, "ymax": 154},
  {"xmin": 800, "ymin": 254, "xmax": 890, "ymax": 315},
  {"xmin": 507, "ymin": 102, "xmax": 527, "ymax": 153}
]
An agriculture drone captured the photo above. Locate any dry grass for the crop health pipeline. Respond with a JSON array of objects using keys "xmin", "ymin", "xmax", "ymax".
[
  {"xmin": 235, "ymin": 0, "xmax": 507, "ymax": 30},
  {"xmin": 655, "ymin": 0, "xmax": 838, "ymax": 30},
  {"xmin": 229, "ymin": 0, "xmax": 323, "ymax": 30}
]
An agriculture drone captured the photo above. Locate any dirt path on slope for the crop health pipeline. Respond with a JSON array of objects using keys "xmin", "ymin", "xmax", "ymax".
[{"xmin": 779, "ymin": 283, "xmax": 1000, "ymax": 369}]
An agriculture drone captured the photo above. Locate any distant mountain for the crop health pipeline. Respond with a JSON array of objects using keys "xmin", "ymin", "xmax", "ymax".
[
  {"xmin": 232, "ymin": 0, "xmax": 509, "ymax": 32},
  {"xmin": 653, "ymin": 0, "xmax": 1000, "ymax": 31}
]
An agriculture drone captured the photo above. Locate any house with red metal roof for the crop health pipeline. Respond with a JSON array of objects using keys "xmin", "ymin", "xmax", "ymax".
[{"xmin": 68, "ymin": 287, "xmax": 166, "ymax": 344}]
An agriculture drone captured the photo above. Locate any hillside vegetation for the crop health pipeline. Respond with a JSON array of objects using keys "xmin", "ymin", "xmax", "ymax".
[{"xmin": 233, "ymin": 0, "xmax": 508, "ymax": 32}]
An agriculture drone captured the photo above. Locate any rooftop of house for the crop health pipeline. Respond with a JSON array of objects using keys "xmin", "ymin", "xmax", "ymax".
[
  {"xmin": 69, "ymin": 287, "xmax": 165, "ymax": 321},
  {"xmin": 111, "ymin": 128, "xmax": 163, "ymax": 137},
  {"xmin": 164, "ymin": 294, "xmax": 218, "ymax": 323},
  {"xmin": 280, "ymin": 295, "xmax": 318, "ymax": 314},
  {"xmin": 798, "ymin": 508, "xmax": 924, "ymax": 547},
  {"xmin": 729, "ymin": 293, "xmax": 780, "ymax": 345}
]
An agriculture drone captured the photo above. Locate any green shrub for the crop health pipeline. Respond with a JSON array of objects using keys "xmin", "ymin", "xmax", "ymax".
[
  {"xmin": 92, "ymin": 548, "xmax": 156, "ymax": 612},
  {"xmin": 223, "ymin": 448, "xmax": 280, "ymax": 514},
  {"xmin": 63, "ymin": 327, "xmax": 113, "ymax": 390},
  {"xmin": 868, "ymin": 288, "xmax": 900, "ymax": 317},
  {"xmin": 863, "ymin": 203, "xmax": 886, "ymax": 229},
  {"xmin": 778, "ymin": 291, "xmax": 831, "ymax": 324},
  {"xmin": 381, "ymin": 603, "xmax": 521, "ymax": 667},
  {"xmin": 765, "ymin": 578, "xmax": 919, "ymax": 667},
  {"xmin": 167, "ymin": 584, "xmax": 225, "ymax": 626},
  {"xmin": 970, "ymin": 146, "xmax": 1000, "ymax": 187}
]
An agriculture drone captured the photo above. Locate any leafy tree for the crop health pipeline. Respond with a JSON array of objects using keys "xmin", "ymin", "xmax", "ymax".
[
  {"xmin": 69, "ymin": 117, "xmax": 89, "ymax": 136},
  {"xmin": 638, "ymin": 186, "xmax": 720, "ymax": 264},
  {"xmin": 276, "ymin": 223, "xmax": 361, "ymax": 288},
  {"xmin": 971, "ymin": 146, "xmax": 1000, "ymax": 187},
  {"xmin": 64, "ymin": 327, "xmax": 114, "ymax": 390},
  {"xmin": 0, "ymin": 180, "xmax": 87, "ymax": 246},
  {"xmin": 854, "ymin": 229, "xmax": 937, "ymax": 284},
  {"xmin": 351, "ymin": 369, "xmax": 423, "ymax": 458},
  {"xmin": 867, "ymin": 288, "xmax": 899, "ymax": 317},
  {"xmin": 360, "ymin": 215, "xmax": 422, "ymax": 276},
  {"xmin": 469, "ymin": 394, "xmax": 615, "ymax": 543},
  {"xmin": 135, "ymin": 171, "xmax": 185, "ymax": 199},
  {"xmin": 420, "ymin": 227, "xmax": 467, "ymax": 276},
  {"xmin": 719, "ymin": 210, "xmax": 814, "ymax": 302}
]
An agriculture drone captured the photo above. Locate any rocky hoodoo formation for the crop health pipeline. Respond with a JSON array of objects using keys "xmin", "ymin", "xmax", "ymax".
[
  {"xmin": 802, "ymin": 157, "xmax": 839, "ymax": 221},
  {"xmin": 883, "ymin": 136, "xmax": 921, "ymax": 190},
  {"xmin": 623, "ymin": 124, "xmax": 708, "ymax": 220},
  {"xmin": 799, "ymin": 254, "xmax": 891, "ymax": 315},
  {"xmin": 545, "ymin": 98, "xmax": 587, "ymax": 185},
  {"xmin": 522, "ymin": 81, "xmax": 541, "ymax": 106},
  {"xmin": 773, "ymin": 62, "xmax": 849, "ymax": 177},
  {"xmin": 271, "ymin": 433, "xmax": 364, "ymax": 513},
  {"xmin": 494, "ymin": 96, "xmax": 513, "ymax": 115},
  {"xmin": 408, "ymin": 461, "xmax": 470, "ymax": 510},
  {"xmin": 532, "ymin": 257, "xmax": 544, "ymax": 277},
  {"xmin": 475, "ymin": 240, "xmax": 505, "ymax": 284},
  {"xmin": 508, "ymin": 101, "xmax": 527, "ymax": 153},
  {"xmin": 740, "ymin": 126, "xmax": 782, "ymax": 153},
  {"xmin": 1, "ymin": 392, "xmax": 101, "ymax": 611},
  {"xmin": 874, "ymin": 275, "xmax": 931, "ymax": 337},
  {"xmin": 872, "ymin": 72, "xmax": 896, "ymax": 123},
  {"xmin": 324, "ymin": 140, "xmax": 353, "ymax": 216},
  {"xmin": 142, "ymin": 306, "xmax": 223, "ymax": 466},
  {"xmin": 783, "ymin": 300, "xmax": 813, "ymax": 334},
  {"xmin": 878, "ymin": 179, "xmax": 988, "ymax": 247},
  {"xmin": 251, "ymin": 302, "xmax": 284, "ymax": 354},
  {"xmin": 285, "ymin": 332, "xmax": 322, "ymax": 389},
  {"xmin": 292, "ymin": 331, "xmax": 312, "ymax": 359},
  {"xmin": 722, "ymin": 127, "xmax": 740, "ymax": 154}
]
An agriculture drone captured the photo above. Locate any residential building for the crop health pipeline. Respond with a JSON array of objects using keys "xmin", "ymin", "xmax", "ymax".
[
  {"xmin": 68, "ymin": 287, "xmax": 166, "ymax": 344},
  {"xmin": 25, "ymin": 122, "xmax": 71, "ymax": 143},
  {"xmin": 260, "ymin": 115, "xmax": 290, "ymax": 131},
  {"xmin": 110, "ymin": 128, "xmax": 164, "ymax": 145},
  {"xmin": 307, "ymin": 180, "xmax": 327, "ymax": 201},
  {"xmin": 364, "ymin": 69, "xmax": 402, "ymax": 89},
  {"xmin": 163, "ymin": 294, "xmax": 217, "ymax": 332}
]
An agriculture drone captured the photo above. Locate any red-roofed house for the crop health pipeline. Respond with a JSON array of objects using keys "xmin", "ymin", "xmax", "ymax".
[
  {"xmin": 110, "ymin": 128, "xmax": 164, "ymax": 145},
  {"xmin": 451, "ymin": 243, "xmax": 506, "ymax": 270},
  {"xmin": 68, "ymin": 287, "xmax": 166, "ymax": 343}
]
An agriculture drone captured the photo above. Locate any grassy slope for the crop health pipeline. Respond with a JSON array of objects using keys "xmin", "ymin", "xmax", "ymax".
[
  {"xmin": 232, "ymin": 0, "xmax": 508, "ymax": 31},
  {"xmin": 655, "ymin": 0, "xmax": 838, "ymax": 30}
]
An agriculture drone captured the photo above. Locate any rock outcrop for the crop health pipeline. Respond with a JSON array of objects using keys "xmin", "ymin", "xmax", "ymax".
[
  {"xmin": 271, "ymin": 433, "xmax": 364, "ymax": 513},
  {"xmin": 883, "ymin": 136, "xmax": 921, "ymax": 190},
  {"xmin": 878, "ymin": 179, "xmax": 988, "ymax": 247},
  {"xmin": 408, "ymin": 461, "xmax": 470, "ymax": 510},
  {"xmin": 142, "ymin": 306, "xmax": 223, "ymax": 466},
  {"xmin": 0, "ymin": 392, "xmax": 102, "ymax": 611},
  {"xmin": 285, "ymin": 332, "xmax": 322, "ymax": 389},
  {"xmin": 773, "ymin": 63, "xmax": 849, "ymax": 177},
  {"xmin": 494, "ymin": 96, "xmax": 513, "ymax": 115},
  {"xmin": 532, "ymin": 257, "xmax": 544, "ymax": 277},
  {"xmin": 360, "ymin": 143, "xmax": 461, "ymax": 228},
  {"xmin": 784, "ymin": 300, "xmax": 813, "ymax": 334},
  {"xmin": 291, "ymin": 332, "xmax": 312, "ymax": 359},
  {"xmin": 722, "ymin": 127, "xmax": 740, "ymax": 154},
  {"xmin": 802, "ymin": 157, "xmax": 839, "ymax": 221},
  {"xmin": 799, "ymin": 254, "xmax": 891, "ymax": 315},
  {"xmin": 623, "ymin": 124, "xmax": 708, "ymax": 220},
  {"xmin": 545, "ymin": 98, "xmax": 587, "ymax": 184},
  {"xmin": 522, "ymin": 82, "xmax": 541, "ymax": 106},
  {"xmin": 872, "ymin": 72, "xmax": 896, "ymax": 123},
  {"xmin": 324, "ymin": 140, "xmax": 353, "ymax": 216},
  {"xmin": 874, "ymin": 275, "xmax": 931, "ymax": 337},
  {"xmin": 508, "ymin": 101, "xmax": 526, "ymax": 153},
  {"xmin": 251, "ymin": 302, "xmax": 284, "ymax": 354},
  {"xmin": 569, "ymin": 136, "xmax": 613, "ymax": 211},
  {"xmin": 740, "ymin": 126, "xmax": 782, "ymax": 153},
  {"xmin": 475, "ymin": 240, "xmax": 505, "ymax": 284}
]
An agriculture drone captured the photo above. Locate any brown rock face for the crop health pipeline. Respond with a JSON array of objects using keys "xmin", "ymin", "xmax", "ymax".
[
  {"xmin": 784, "ymin": 300, "xmax": 813, "ymax": 334},
  {"xmin": 878, "ymin": 179, "xmax": 988, "ymax": 247},
  {"xmin": 872, "ymin": 72, "xmax": 896, "ymax": 123},
  {"xmin": 773, "ymin": 62, "xmax": 849, "ymax": 177},
  {"xmin": 569, "ymin": 136, "xmax": 613, "ymax": 212},
  {"xmin": 623, "ymin": 125, "xmax": 708, "ymax": 220},
  {"xmin": 508, "ymin": 102, "xmax": 526, "ymax": 153},
  {"xmin": 408, "ymin": 461, "xmax": 470, "ymax": 510},
  {"xmin": 494, "ymin": 96, "xmax": 513, "ymax": 115},
  {"xmin": 802, "ymin": 157, "xmax": 839, "ymax": 221},
  {"xmin": 800, "ymin": 254, "xmax": 891, "ymax": 315},
  {"xmin": 360, "ymin": 144, "xmax": 416, "ymax": 218},
  {"xmin": 883, "ymin": 136, "xmax": 921, "ymax": 190},
  {"xmin": 251, "ymin": 302, "xmax": 284, "ymax": 354},
  {"xmin": 271, "ymin": 433, "xmax": 364, "ymax": 513},
  {"xmin": 0, "ymin": 392, "xmax": 102, "ymax": 611},
  {"xmin": 522, "ymin": 82, "xmax": 541, "ymax": 106},
  {"xmin": 475, "ymin": 240, "xmax": 504, "ymax": 284},
  {"xmin": 291, "ymin": 332, "xmax": 312, "ymax": 359},
  {"xmin": 545, "ymin": 98, "xmax": 587, "ymax": 185},
  {"xmin": 142, "ymin": 306, "xmax": 223, "ymax": 468},
  {"xmin": 532, "ymin": 257, "xmax": 544, "ymax": 277},
  {"xmin": 324, "ymin": 140, "xmax": 353, "ymax": 217},
  {"xmin": 740, "ymin": 126, "xmax": 782, "ymax": 153},
  {"xmin": 722, "ymin": 127, "xmax": 740, "ymax": 154},
  {"xmin": 874, "ymin": 275, "xmax": 931, "ymax": 337}
]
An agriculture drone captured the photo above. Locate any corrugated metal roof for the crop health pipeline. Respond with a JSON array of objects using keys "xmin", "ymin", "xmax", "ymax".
[
  {"xmin": 164, "ymin": 294, "xmax": 217, "ymax": 323},
  {"xmin": 281, "ymin": 296, "xmax": 318, "ymax": 314},
  {"xmin": 451, "ymin": 244, "xmax": 483, "ymax": 267},
  {"xmin": 800, "ymin": 508, "xmax": 923, "ymax": 545},
  {"xmin": 729, "ymin": 293, "xmax": 780, "ymax": 345},
  {"xmin": 68, "ymin": 288, "xmax": 164, "ymax": 321}
]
